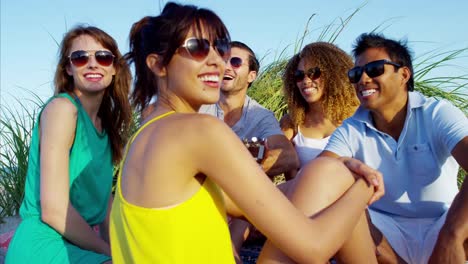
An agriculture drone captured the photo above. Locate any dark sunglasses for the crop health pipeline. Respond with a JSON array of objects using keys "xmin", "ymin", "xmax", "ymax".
[
  {"xmin": 69, "ymin": 50, "xmax": 115, "ymax": 67},
  {"xmin": 180, "ymin": 38, "xmax": 230, "ymax": 61},
  {"xmin": 228, "ymin": 57, "xmax": 243, "ymax": 68},
  {"xmin": 294, "ymin": 67, "xmax": 321, "ymax": 82},
  {"xmin": 348, "ymin": 59, "xmax": 401, "ymax": 84}
]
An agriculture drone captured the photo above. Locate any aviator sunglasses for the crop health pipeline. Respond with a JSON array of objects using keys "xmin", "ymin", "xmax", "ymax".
[
  {"xmin": 69, "ymin": 50, "xmax": 115, "ymax": 67},
  {"xmin": 348, "ymin": 59, "xmax": 401, "ymax": 84},
  {"xmin": 294, "ymin": 67, "xmax": 321, "ymax": 82},
  {"xmin": 180, "ymin": 37, "xmax": 230, "ymax": 61}
]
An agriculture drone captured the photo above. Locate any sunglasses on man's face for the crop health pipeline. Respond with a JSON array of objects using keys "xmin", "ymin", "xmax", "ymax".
[
  {"xmin": 69, "ymin": 50, "xmax": 115, "ymax": 67},
  {"xmin": 228, "ymin": 57, "xmax": 243, "ymax": 68},
  {"xmin": 348, "ymin": 59, "xmax": 401, "ymax": 84},
  {"xmin": 180, "ymin": 38, "xmax": 230, "ymax": 61},
  {"xmin": 294, "ymin": 67, "xmax": 321, "ymax": 83}
]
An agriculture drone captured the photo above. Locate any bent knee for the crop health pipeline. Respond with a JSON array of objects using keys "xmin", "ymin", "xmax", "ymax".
[{"xmin": 298, "ymin": 157, "xmax": 355, "ymax": 188}]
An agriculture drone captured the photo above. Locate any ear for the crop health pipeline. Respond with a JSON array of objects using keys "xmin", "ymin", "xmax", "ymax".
[
  {"xmin": 247, "ymin": 70, "xmax": 257, "ymax": 85},
  {"xmin": 146, "ymin": 54, "xmax": 166, "ymax": 77},
  {"xmin": 400, "ymin": 66, "xmax": 411, "ymax": 88},
  {"xmin": 66, "ymin": 64, "xmax": 73, "ymax": 76}
]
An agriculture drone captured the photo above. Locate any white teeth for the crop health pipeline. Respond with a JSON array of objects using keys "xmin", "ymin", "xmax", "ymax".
[
  {"xmin": 303, "ymin": 88, "xmax": 318, "ymax": 94},
  {"xmin": 199, "ymin": 75, "xmax": 219, "ymax": 82},
  {"xmin": 361, "ymin": 89, "xmax": 377, "ymax": 97},
  {"xmin": 85, "ymin": 74, "xmax": 102, "ymax": 78}
]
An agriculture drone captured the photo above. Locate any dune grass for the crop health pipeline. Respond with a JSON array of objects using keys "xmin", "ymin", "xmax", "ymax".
[
  {"xmin": 0, "ymin": 93, "xmax": 43, "ymax": 221},
  {"xmin": 0, "ymin": 6, "xmax": 466, "ymax": 222},
  {"xmin": 247, "ymin": 8, "xmax": 467, "ymax": 185}
]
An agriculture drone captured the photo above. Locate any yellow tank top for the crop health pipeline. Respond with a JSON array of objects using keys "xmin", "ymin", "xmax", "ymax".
[{"xmin": 109, "ymin": 111, "xmax": 235, "ymax": 264}]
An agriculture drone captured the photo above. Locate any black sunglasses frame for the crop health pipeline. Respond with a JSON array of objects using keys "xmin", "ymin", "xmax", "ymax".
[
  {"xmin": 294, "ymin": 67, "xmax": 321, "ymax": 83},
  {"xmin": 229, "ymin": 57, "xmax": 243, "ymax": 68},
  {"xmin": 180, "ymin": 38, "xmax": 230, "ymax": 61},
  {"xmin": 348, "ymin": 59, "xmax": 401, "ymax": 84},
  {"xmin": 69, "ymin": 50, "xmax": 115, "ymax": 67}
]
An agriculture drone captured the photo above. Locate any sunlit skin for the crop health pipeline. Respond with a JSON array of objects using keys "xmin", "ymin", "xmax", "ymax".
[
  {"xmin": 283, "ymin": 58, "xmax": 336, "ymax": 142},
  {"xmin": 296, "ymin": 58, "xmax": 325, "ymax": 105},
  {"xmin": 121, "ymin": 19, "xmax": 384, "ymax": 263},
  {"xmin": 220, "ymin": 47, "xmax": 254, "ymax": 96},
  {"xmin": 66, "ymin": 35, "xmax": 116, "ymax": 97},
  {"xmin": 353, "ymin": 47, "xmax": 408, "ymax": 116},
  {"xmin": 146, "ymin": 32, "xmax": 225, "ymax": 115}
]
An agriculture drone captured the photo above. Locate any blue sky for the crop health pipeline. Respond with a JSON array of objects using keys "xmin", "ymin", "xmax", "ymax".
[{"xmin": 1, "ymin": 0, "xmax": 467, "ymax": 108}]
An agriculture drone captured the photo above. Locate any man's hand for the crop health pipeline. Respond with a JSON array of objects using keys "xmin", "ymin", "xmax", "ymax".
[{"xmin": 339, "ymin": 157, "xmax": 385, "ymax": 205}]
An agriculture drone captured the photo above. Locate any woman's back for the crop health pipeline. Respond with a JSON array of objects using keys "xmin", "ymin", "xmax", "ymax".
[{"xmin": 110, "ymin": 112, "xmax": 236, "ymax": 263}]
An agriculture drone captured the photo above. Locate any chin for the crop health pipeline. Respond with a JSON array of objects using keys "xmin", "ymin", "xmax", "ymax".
[{"xmin": 202, "ymin": 95, "xmax": 220, "ymax": 105}]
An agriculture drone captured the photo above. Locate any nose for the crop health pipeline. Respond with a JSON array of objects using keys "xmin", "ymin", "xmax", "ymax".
[
  {"xmin": 206, "ymin": 46, "xmax": 226, "ymax": 68},
  {"xmin": 301, "ymin": 74, "xmax": 314, "ymax": 85},
  {"xmin": 357, "ymin": 70, "xmax": 372, "ymax": 85},
  {"xmin": 87, "ymin": 55, "xmax": 99, "ymax": 68}
]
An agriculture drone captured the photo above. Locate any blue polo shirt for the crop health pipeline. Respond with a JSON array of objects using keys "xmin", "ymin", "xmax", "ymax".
[
  {"xmin": 199, "ymin": 95, "xmax": 283, "ymax": 139},
  {"xmin": 325, "ymin": 92, "xmax": 468, "ymax": 218}
]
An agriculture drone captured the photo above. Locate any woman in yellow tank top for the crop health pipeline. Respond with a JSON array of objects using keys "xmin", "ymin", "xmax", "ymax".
[{"xmin": 110, "ymin": 2, "xmax": 385, "ymax": 263}]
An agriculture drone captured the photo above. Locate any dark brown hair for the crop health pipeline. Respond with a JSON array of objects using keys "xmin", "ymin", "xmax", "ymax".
[{"xmin": 126, "ymin": 2, "xmax": 230, "ymax": 113}]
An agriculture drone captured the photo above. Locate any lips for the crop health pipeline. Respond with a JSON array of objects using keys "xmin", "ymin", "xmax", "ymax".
[
  {"xmin": 84, "ymin": 73, "xmax": 103, "ymax": 81},
  {"xmin": 198, "ymin": 73, "xmax": 221, "ymax": 88},
  {"xmin": 360, "ymin": 89, "xmax": 377, "ymax": 97},
  {"xmin": 302, "ymin": 87, "xmax": 318, "ymax": 95},
  {"xmin": 223, "ymin": 74, "xmax": 234, "ymax": 81}
]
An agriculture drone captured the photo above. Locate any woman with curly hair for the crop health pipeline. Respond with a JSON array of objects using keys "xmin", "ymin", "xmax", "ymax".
[{"xmin": 280, "ymin": 42, "xmax": 359, "ymax": 172}]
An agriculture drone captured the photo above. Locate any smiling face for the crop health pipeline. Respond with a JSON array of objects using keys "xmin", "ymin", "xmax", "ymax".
[
  {"xmin": 353, "ymin": 47, "xmax": 409, "ymax": 113},
  {"xmin": 295, "ymin": 58, "xmax": 324, "ymax": 105},
  {"xmin": 66, "ymin": 34, "xmax": 116, "ymax": 96},
  {"xmin": 155, "ymin": 28, "xmax": 226, "ymax": 111},
  {"xmin": 221, "ymin": 47, "xmax": 256, "ymax": 95}
]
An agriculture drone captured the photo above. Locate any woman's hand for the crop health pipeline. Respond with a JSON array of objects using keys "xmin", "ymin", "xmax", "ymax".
[{"xmin": 339, "ymin": 157, "xmax": 385, "ymax": 205}]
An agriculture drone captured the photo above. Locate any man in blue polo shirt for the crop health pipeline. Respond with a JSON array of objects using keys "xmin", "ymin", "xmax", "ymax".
[{"xmin": 321, "ymin": 33, "xmax": 468, "ymax": 264}]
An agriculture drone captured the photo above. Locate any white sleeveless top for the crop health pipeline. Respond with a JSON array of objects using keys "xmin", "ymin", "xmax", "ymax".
[{"xmin": 292, "ymin": 128, "xmax": 330, "ymax": 167}]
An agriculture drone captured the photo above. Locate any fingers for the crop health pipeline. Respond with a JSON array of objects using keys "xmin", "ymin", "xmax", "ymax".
[
  {"xmin": 341, "ymin": 157, "xmax": 385, "ymax": 205},
  {"xmin": 369, "ymin": 173, "xmax": 385, "ymax": 205}
]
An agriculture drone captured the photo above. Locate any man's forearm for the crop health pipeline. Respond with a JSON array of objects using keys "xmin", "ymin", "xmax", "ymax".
[
  {"xmin": 262, "ymin": 148, "xmax": 299, "ymax": 178},
  {"xmin": 441, "ymin": 178, "xmax": 468, "ymax": 240}
]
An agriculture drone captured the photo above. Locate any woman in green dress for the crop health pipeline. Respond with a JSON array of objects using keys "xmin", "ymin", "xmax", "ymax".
[{"xmin": 6, "ymin": 25, "xmax": 132, "ymax": 263}]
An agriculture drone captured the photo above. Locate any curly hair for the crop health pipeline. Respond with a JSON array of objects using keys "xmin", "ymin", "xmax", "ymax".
[
  {"xmin": 54, "ymin": 25, "xmax": 132, "ymax": 164},
  {"xmin": 282, "ymin": 42, "xmax": 359, "ymax": 128}
]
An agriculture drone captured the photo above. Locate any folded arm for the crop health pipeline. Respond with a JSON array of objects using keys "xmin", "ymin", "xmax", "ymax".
[{"xmin": 39, "ymin": 98, "xmax": 110, "ymax": 256}]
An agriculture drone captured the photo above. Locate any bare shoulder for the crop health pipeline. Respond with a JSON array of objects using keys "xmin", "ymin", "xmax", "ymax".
[
  {"xmin": 40, "ymin": 97, "xmax": 78, "ymax": 147},
  {"xmin": 42, "ymin": 97, "xmax": 77, "ymax": 119},
  {"xmin": 162, "ymin": 113, "xmax": 240, "ymax": 149},
  {"xmin": 173, "ymin": 113, "xmax": 231, "ymax": 136}
]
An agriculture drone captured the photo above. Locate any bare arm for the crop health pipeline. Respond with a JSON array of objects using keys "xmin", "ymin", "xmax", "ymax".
[
  {"xmin": 39, "ymin": 98, "xmax": 110, "ymax": 256},
  {"xmin": 429, "ymin": 136, "xmax": 468, "ymax": 264},
  {"xmin": 320, "ymin": 150, "xmax": 384, "ymax": 204},
  {"xmin": 261, "ymin": 134, "xmax": 299, "ymax": 178},
  {"xmin": 193, "ymin": 116, "xmax": 381, "ymax": 263},
  {"xmin": 99, "ymin": 193, "xmax": 113, "ymax": 244}
]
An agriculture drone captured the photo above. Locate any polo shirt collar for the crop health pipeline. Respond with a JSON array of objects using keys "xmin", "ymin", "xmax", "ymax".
[{"xmin": 353, "ymin": 91, "xmax": 427, "ymax": 127}]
